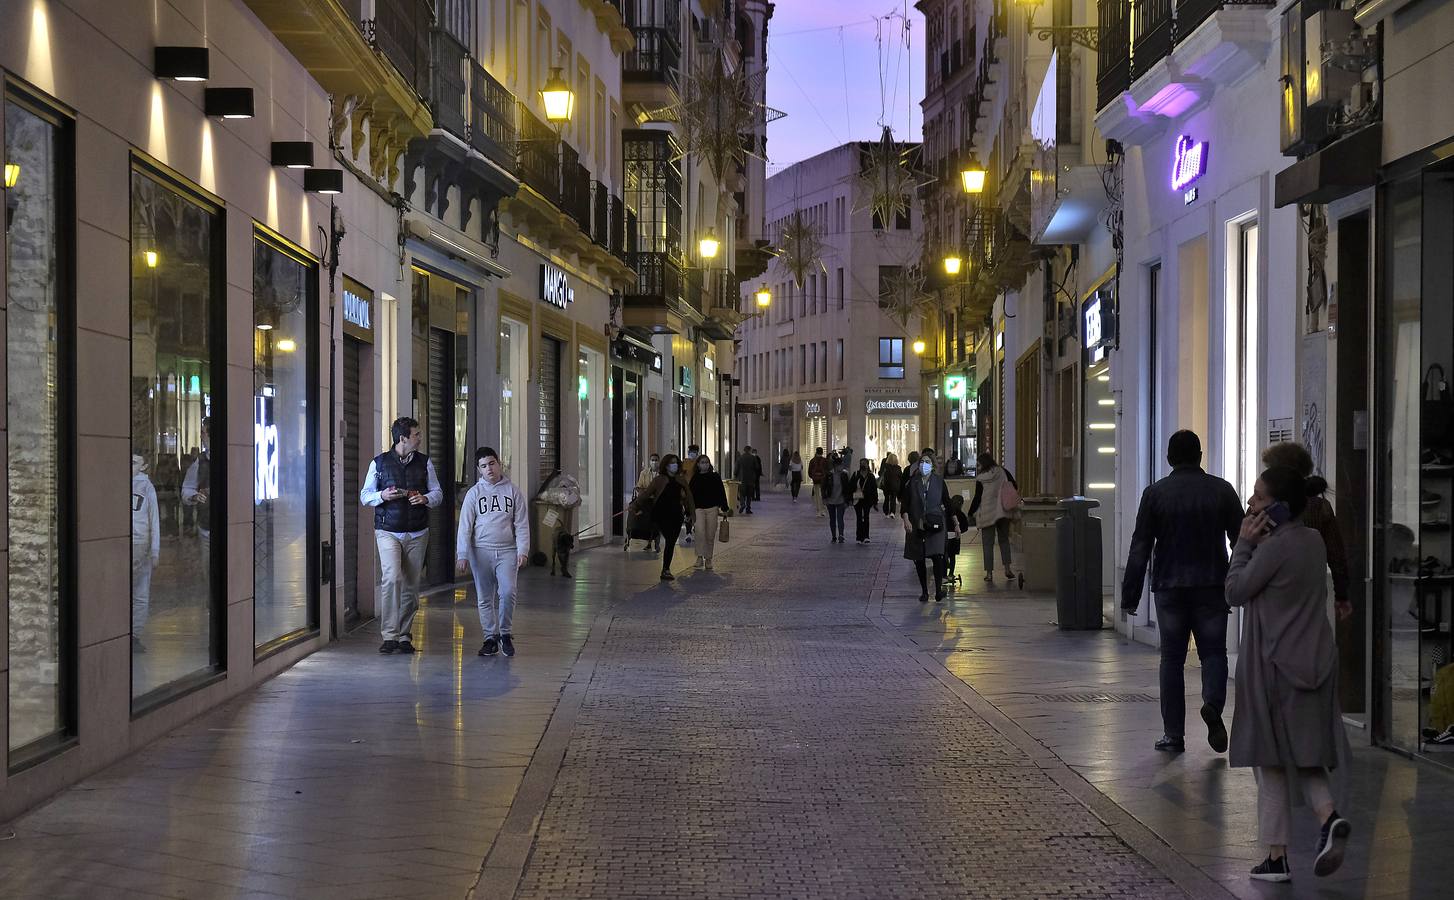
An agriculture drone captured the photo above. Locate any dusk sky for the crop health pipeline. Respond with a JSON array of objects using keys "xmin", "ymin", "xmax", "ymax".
[{"xmin": 764, "ymin": 2, "xmax": 925, "ymax": 173}]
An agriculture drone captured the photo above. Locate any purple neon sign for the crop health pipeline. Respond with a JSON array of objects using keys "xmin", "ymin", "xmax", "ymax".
[{"xmin": 1171, "ymin": 134, "xmax": 1208, "ymax": 191}]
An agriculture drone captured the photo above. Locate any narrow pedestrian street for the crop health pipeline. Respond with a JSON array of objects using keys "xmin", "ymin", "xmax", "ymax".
[{"xmin": 2, "ymin": 493, "xmax": 1449, "ymax": 899}]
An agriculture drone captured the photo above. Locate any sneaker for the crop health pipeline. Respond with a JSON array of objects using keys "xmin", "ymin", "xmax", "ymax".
[
  {"xmin": 1201, "ymin": 703, "xmax": 1228, "ymax": 753},
  {"xmin": 379, "ymin": 640, "xmax": 399, "ymax": 654},
  {"xmin": 1314, "ymin": 812, "xmax": 1351, "ymax": 877},
  {"xmin": 479, "ymin": 637, "xmax": 498, "ymax": 656},
  {"xmin": 984, "ymin": 572, "xmax": 994, "ymax": 583},
  {"xmin": 1154, "ymin": 734, "xmax": 1185, "ymax": 753},
  {"xmin": 1250, "ymin": 854, "xmax": 1291, "ymax": 883},
  {"xmin": 863, "ymin": 538, "xmax": 871, "ymax": 544},
  {"xmin": 660, "ymin": 570, "xmax": 674, "ymax": 581},
  {"xmin": 395, "ymin": 639, "xmax": 417, "ymax": 654},
  {"xmin": 501, "ymin": 635, "xmax": 516, "ymax": 658}
]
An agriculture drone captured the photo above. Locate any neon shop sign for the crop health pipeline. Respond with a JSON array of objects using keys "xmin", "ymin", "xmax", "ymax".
[
  {"xmin": 1171, "ymin": 134, "xmax": 1208, "ymax": 202},
  {"xmin": 255, "ymin": 390, "xmax": 279, "ymax": 503}
]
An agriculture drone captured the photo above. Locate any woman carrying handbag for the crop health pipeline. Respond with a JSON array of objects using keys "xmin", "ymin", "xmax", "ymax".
[
  {"xmin": 688, "ymin": 454, "xmax": 730, "ymax": 572},
  {"xmin": 967, "ymin": 452, "xmax": 1019, "ymax": 583}
]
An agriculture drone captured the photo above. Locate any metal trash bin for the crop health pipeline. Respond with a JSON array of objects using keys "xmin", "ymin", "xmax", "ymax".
[
  {"xmin": 1055, "ymin": 497, "xmax": 1103, "ymax": 630},
  {"xmin": 1018, "ymin": 498, "xmax": 1062, "ymax": 593}
]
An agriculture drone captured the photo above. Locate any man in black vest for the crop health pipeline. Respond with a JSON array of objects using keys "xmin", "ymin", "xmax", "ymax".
[{"xmin": 360, "ymin": 417, "xmax": 443, "ymax": 654}]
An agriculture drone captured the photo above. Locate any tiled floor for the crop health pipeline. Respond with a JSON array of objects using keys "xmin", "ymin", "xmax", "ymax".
[{"xmin": 1, "ymin": 493, "xmax": 1450, "ymax": 898}]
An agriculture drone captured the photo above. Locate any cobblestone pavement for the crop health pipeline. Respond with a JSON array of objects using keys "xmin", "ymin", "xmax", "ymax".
[{"xmin": 503, "ymin": 506, "xmax": 1187, "ymax": 900}]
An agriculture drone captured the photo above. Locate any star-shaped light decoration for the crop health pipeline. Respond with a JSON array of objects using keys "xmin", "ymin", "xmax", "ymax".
[
  {"xmin": 880, "ymin": 264, "xmax": 933, "ymax": 327},
  {"xmin": 648, "ymin": 51, "xmax": 785, "ymax": 185},
  {"xmin": 771, "ymin": 210, "xmax": 829, "ymax": 288},
  {"xmin": 854, "ymin": 125, "xmax": 933, "ymax": 229}
]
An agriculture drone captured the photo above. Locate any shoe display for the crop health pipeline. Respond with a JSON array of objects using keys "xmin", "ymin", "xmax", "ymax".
[
  {"xmin": 479, "ymin": 637, "xmax": 498, "ymax": 656},
  {"xmin": 501, "ymin": 635, "xmax": 515, "ymax": 658},
  {"xmin": 1250, "ymin": 854, "xmax": 1291, "ymax": 883},
  {"xmin": 1153, "ymin": 734, "xmax": 1185, "ymax": 753},
  {"xmin": 1201, "ymin": 703, "xmax": 1228, "ymax": 753},
  {"xmin": 379, "ymin": 640, "xmax": 399, "ymax": 654},
  {"xmin": 1313, "ymin": 812, "xmax": 1351, "ymax": 877},
  {"xmin": 395, "ymin": 639, "xmax": 417, "ymax": 654}
]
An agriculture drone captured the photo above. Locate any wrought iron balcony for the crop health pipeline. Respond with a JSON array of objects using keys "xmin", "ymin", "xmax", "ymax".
[
  {"xmin": 624, "ymin": 27, "xmax": 682, "ymax": 91},
  {"xmin": 1097, "ymin": 0, "xmax": 1131, "ymax": 110},
  {"xmin": 627, "ymin": 251, "xmax": 685, "ymax": 308},
  {"xmin": 1132, "ymin": 0, "xmax": 1174, "ymax": 75},
  {"xmin": 1176, "ymin": 0, "xmax": 1271, "ymax": 42},
  {"xmin": 374, "ymin": 0, "xmax": 431, "ymax": 96},
  {"xmin": 592, "ymin": 182, "xmax": 611, "ymax": 247},
  {"xmin": 561, "ymin": 143, "xmax": 593, "ymax": 234},
  {"xmin": 516, "ymin": 102, "xmax": 560, "ymax": 205},
  {"xmin": 430, "ymin": 29, "xmax": 468, "ymax": 140},
  {"xmin": 469, "ymin": 61, "xmax": 516, "ymax": 172}
]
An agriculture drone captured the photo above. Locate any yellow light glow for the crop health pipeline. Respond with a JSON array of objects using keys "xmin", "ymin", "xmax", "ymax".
[
  {"xmin": 1096, "ymin": 374, "xmax": 1110, "ymax": 382},
  {"xmin": 200, "ymin": 120, "xmax": 216, "ymax": 193},
  {"xmin": 943, "ymin": 255, "xmax": 963, "ymax": 276},
  {"xmin": 27, "ymin": 3, "xmax": 56, "ymax": 94},
  {"xmin": 148, "ymin": 83, "xmax": 168, "ymax": 163},
  {"xmin": 1097, "ymin": 398, "xmax": 1115, "ymax": 406},
  {"xmin": 1087, "ymin": 482, "xmax": 1116, "ymax": 490},
  {"xmin": 540, "ymin": 67, "xmax": 575, "ymax": 124},
  {"xmin": 698, "ymin": 228, "xmax": 720, "ymax": 260},
  {"xmin": 1088, "ymin": 422, "xmax": 1115, "ymax": 430},
  {"xmin": 960, "ymin": 165, "xmax": 986, "ymax": 194},
  {"xmin": 912, "ymin": 339, "xmax": 927, "ymax": 356},
  {"xmin": 754, "ymin": 287, "xmax": 771, "ymax": 308},
  {"xmin": 256, "ymin": 323, "xmax": 274, "ymax": 331},
  {"xmin": 276, "ymin": 338, "xmax": 297, "ymax": 352},
  {"xmin": 144, "ymin": 250, "xmax": 158, "ymax": 268},
  {"xmin": 266, "ymin": 169, "xmax": 279, "ymax": 231},
  {"xmin": 1097, "ymin": 447, "xmax": 1116, "ymax": 454},
  {"xmin": 3, "ymin": 163, "xmax": 18, "ymax": 189}
]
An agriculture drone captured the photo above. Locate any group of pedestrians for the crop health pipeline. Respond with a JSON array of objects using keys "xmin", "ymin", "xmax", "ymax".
[
  {"xmin": 627, "ymin": 450, "xmax": 735, "ymax": 581},
  {"xmin": 1123, "ymin": 430, "xmax": 1353, "ymax": 883}
]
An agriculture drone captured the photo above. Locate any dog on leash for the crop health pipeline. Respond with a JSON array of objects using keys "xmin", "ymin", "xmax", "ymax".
[{"xmin": 551, "ymin": 529, "xmax": 576, "ymax": 577}]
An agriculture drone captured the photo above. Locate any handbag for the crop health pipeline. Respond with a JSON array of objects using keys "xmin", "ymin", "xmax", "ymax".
[
  {"xmin": 920, "ymin": 510, "xmax": 945, "ymax": 535},
  {"xmin": 718, "ymin": 514, "xmax": 730, "ymax": 543},
  {"xmin": 1423, "ymin": 365, "xmax": 1454, "ymax": 447},
  {"xmin": 1000, "ymin": 471, "xmax": 1023, "ymax": 512}
]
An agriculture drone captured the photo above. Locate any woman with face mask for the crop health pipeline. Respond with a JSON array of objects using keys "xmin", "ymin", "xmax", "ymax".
[
  {"xmin": 689, "ymin": 455, "xmax": 731, "ymax": 571},
  {"xmin": 900, "ymin": 450, "xmax": 954, "ymax": 601},
  {"xmin": 642, "ymin": 454, "xmax": 695, "ymax": 580},
  {"xmin": 849, "ymin": 457, "xmax": 879, "ymax": 543},
  {"xmin": 1226, "ymin": 466, "xmax": 1353, "ymax": 883},
  {"xmin": 626, "ymin": 454, "xmax": 663, "ymax": 553},
  {"xmin": 823, "ymin": 453, "xmax": 851, "ymax": 543}
]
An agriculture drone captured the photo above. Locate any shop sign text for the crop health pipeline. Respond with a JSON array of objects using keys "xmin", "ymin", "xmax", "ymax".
[
  {"xmin": 255, "ymin": 394, "xmax": 279, "ymax": 504},
  {"xmin": 343, "ymin": 288, "xmax": 372, "ymax": 330},
  {"xmin": 540, "ymin": 263, "xmax": 575, "ymax": 308},
  {"xmin": 866, "ymin": 398, "xmax": 920, "ymax": 415},
  {"xmin": 1171, "ymin": 134, "xmax": 1208, "ymax": 192}
]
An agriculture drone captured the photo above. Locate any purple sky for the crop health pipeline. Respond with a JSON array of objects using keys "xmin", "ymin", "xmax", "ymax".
[{"xmin": 765, "ymin": 2, "xmax": 925, "ymax": 173}]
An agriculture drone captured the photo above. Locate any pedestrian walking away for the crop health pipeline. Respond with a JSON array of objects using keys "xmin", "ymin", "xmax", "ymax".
[
  {"xmin": 1226, "ymin": 465, "xmax": 1354, "ymax": 883},
  {"xmin": 944, "ymin": 452, "xmax": 965, "ymax": 477},
  {"xmin": 455, "ymin": 447, "xmax": 530, "ymax": 658},
  {"xmin": 808, "ymin": 448, "xmax": 829, "ymax": 517},
  {"xmin": 639, "ymin": 454, "xmax": 694, "ymax": 580},
  {"xmin": 1261, "ymin": 442, "xmax": 1354, "ymax": 624},
  {"xmin": 735, "ymin": 445, "xmax": 761, "ymax": 514},
  {"xmin": 849, "ymin": 457, "xmax": 879, "ymax": 543},
  {"xmin": 788, "ymin": 451, "xmax": 804, "ymax": 501},
  {"xmin": 360, "ymin": 416, "xmax": 444, "ymax": 655},
  {"xmin": 879, "ymin": 452, "xmax": 902, "ymax": 517},
  {"xmin": 897, "ymin": 450, "xmax": 921, "ymax": 523},
  {"xmin": 777, "ymin": 447, "xmax": 791, "ymax": 488},
  {"xmin": 689, "ymin": 454, "xmax": 731, "ymax": 571},
  {"xmin": 822, "ymin": 453, "xmax": 851, "ymax": 543},
  {"xmin": 901, "ymin": 450, "xmax": 953, "ymax": 602},
  {"xmin": 750, "ymin": 447, "xmax": 764, "ymax": 501},
  {"xmin": 1121, "ymin": 430, "xmax": 1245, "ymax": 753},
  {"xmin": 627, "ymin": 453, "xmax": 662, "ymax": 552},
  {"xmin": 967, "ymin": 452, "xmax": 1018, "ymax": 583}
]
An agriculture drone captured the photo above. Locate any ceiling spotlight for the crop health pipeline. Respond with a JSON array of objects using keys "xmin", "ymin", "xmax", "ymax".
[
  {"xmin": 270, "ymin": 142, "xmax": 314, "ymax": 169},
  {"xmin": 204, "ymin": 87, "xmax": 254, "ymax": 119},
  {"xmin": 303, "ymin": 168, "xmax": 344, "ymax": 194},
  {"xmin": 154, "ymin": 46, "xmax": 209, "ymax": 82}
]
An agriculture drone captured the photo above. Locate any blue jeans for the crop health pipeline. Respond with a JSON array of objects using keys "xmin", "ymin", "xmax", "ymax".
[
  {"xmin": 1153, "ymin": 588, "xmax": 1229, "ymax": 737},
  {"xmin": 827, "ymin": 504, "xmax": 847, "ymax": 539}
]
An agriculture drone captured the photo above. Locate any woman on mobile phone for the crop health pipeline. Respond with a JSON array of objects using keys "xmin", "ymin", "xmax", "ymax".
[{"xmin": 1225, "ymin": 466, "xmax": 1352, "ymax": 883}]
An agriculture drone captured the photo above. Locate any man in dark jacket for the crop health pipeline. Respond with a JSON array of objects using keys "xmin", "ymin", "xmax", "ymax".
[
  {"xmin": 735, "ymin": 445, "xmax": 761, "ymax": 514},
  {"xmin": 1123, "ymin": 430, "xmax": 1244, "ymax": 754}
]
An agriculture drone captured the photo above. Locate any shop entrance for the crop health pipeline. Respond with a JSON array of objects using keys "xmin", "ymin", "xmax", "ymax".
[
  {"xmin": 538, "ymin": 335, "xmax": 562, "ymax": 484},
  {"xmin": 342, "ymin": 336, "xmax": 368, "ymax": 627}
]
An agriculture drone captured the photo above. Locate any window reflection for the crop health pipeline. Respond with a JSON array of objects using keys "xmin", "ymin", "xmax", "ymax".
[
  {"xmin": 130, "ymin": 166, "xmax": 221, "ymax": 702},
  {"xmin": 253, "ymin": 235, "xmax": 316, "ymax": 648}
]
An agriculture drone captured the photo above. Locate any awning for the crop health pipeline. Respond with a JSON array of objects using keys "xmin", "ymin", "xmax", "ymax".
[{"xmin": 1274, "ymin": 124, "xmax": 1381, "ymax": 208}]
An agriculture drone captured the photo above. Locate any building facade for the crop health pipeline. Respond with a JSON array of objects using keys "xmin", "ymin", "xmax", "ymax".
[{"xmin": 735, "ymin": 142, "xmax": 925, "ymax": 471}]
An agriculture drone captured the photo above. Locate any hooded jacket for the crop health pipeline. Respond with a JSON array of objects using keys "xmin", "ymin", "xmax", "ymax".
[
  {"xmin": 455, "ymin": 475, "xmax": 530, "ymax": 559},
  {"xmin": 131, "ymin": 471, "xmax": 160, "ymax": 560}
]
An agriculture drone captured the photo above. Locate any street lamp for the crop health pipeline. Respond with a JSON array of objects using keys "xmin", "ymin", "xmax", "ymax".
[
  {"xmin": 943, "ymin": 255, "xmax": 963, "ymax": 276},
  {"xmin": 912, "ymin": 338, "xmax": 927, "ymax": 356},
  {"xmin": 754, "ymin": 286, "xmax": 772, "ymax": 308},
  {"xmin": 3, "ymin": 163, "xmax": 18, "ymax": 189},
  {"xmin": 959, "ymin": 159, "xmax": 986, "ymax": 194},
  {"xmin": 698, "ymin": 228, "xmax": 720, "ymax": 260},
  {"xmin": 540, "ymin": 67, "xmax": 575, "ymax": 125}
]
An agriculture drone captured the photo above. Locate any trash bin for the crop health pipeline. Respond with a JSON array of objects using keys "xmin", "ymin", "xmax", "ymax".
[
  {"xmin": 531, "ymin": 500, "xmax": 576, "ymax": 563},
  {"xmin": 1055, "ymin": 497, "xmax": 1103, "ymax": 630},
  {"xmin": 724, "ymin": 479, "xmax": 741, "ymax": 515},
  {"xmin": 1018, "ymin": 498, "xmax": 1061, "ymax": 593}
]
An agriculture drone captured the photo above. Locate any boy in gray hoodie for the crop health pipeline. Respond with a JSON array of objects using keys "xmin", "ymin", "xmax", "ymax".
[{"xmin": 455, "ymin": 447, "xmax": 531, "ymax": 657}]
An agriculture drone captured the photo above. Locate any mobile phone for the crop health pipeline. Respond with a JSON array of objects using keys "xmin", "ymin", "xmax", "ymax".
[{"xmin": 1266, "ymin": 501, "xmax": 1292, "ymax": 528}]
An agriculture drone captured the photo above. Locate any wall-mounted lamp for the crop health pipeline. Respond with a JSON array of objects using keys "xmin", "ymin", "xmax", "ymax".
[
  {"xmin": 540, "ymin": 67, "xmax": 575, "ymax": 125},
  {"xmin": 143, "ymin": 250, "xmax": 159, "ymax": 268},
  {"xmin": 960, "ymin": 158, "xmax": 986, "ymax": 194},
  {"xmin": 943, "ymin": 255, "xmax": 963, "ymax": 276},
  {"xmin": 303, "ymin": 168, "xmax": 344, "ymax": 194},
  {"xmin": 698, "ymin": 228, "xmax": 720, "ymax": 260},
  {"xmin": 154, "ymin": 46, "xmax": 209, "ymax": 82},
  {"xmin": 3, "ymin": 163, "xmax": 19, "ymax": 189},
  {"xmin": 912, "ymin": 339, "xmax": 927, "ymax": 355},
  {"xmin": 270, "ymin": 142, "xmax": 314, "ymax": 169},
  {"xmin": 754, "ymin": 286, "xmax": 771, "ymax": 308},
  {"xmin": 204, "ymin": 87, "xmax": 254, "ymax": 119}
]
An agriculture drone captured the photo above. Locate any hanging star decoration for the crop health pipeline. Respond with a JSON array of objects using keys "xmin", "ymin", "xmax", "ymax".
[
  {"xmin": 647, "ymin": 50, "xmax": 785, "ymax": 185},
  {"xmin": 854, "ymin": 125, "xmax": 933, "ymax": 230},
  {"xmin": 880, "ymin": 264, "xmax": 932, "ymax": 327},
  {"xmin": 772, "ymin": 210, "xmax": 829, "ymax": 288}
]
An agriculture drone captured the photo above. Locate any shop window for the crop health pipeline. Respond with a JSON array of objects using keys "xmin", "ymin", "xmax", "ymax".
[
  {"xmin": 252, "ymin": 232, "xmax": 319, "ymax": 651},
  {"xmin": 129, "ymin": 161, "xmax": 225, "ymax": 708},
  {"xmin": 579, "ymin": 346, "xmax": 605, "ymax": 536},
  {"xmin": 499, "ymin": 318, "xmax": 530, "ymax": 481},
  {"xmin": 5, "ymin": 87, "xmax": 75, "ymax": 762},
  {"xmin": 878, "ymin": 338, "xmax": 905, "ymax": 379}
]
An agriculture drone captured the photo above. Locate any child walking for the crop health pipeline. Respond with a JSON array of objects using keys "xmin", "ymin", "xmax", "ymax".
[{"xmin": 456, "ymin": 447, "xmax": 530, "ymax": 658}]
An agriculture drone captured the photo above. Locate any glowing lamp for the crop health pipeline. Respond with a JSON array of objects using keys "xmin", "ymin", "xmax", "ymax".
[
  {"xmin": 540, "ymin": 68, "xmax": 575, "ymax": 124},
  {"xmin": 698, "ymin": 228, "xmax": 720, "ymax": 260},
  {"xmin": 3, "ymin": 163, "xmax": 18, "ymax": 189},
  {"xmin": 960, "ymin": 160, "xmax": 987, "ymax": 194},
  {"xmin": 754, "ymin": 287, "xmax": 771, "ymax": 308},
  {"xmin": 943, "ymin": 255, "xmax": 963, "ymax": 276},
  {"xmin": 144, "ymin": 250, "xmax": 159, "ymax": 268},
  {"xmin": 912, "ymin": 339, "xmax": 926, "ymax": 356},
  {"xmin": 154, "ymin": 46, "xmax": 210, "ymax": 82}
]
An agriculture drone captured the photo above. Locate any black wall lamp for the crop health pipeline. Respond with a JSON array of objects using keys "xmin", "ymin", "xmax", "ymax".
[
  {"xmin": 204, "ymin": 87, "xmax": 254, "ymax": 119},
  {"xmin": 154, "ymin": 46, "xmax": 209, "ymax": 81},
  {"xmin": 303, "ymin": 169, "xmax": 343, "ymax": 194},
  {"xmin": 271, "ymin": 142, "xmax": 314, "ymax": 169}
]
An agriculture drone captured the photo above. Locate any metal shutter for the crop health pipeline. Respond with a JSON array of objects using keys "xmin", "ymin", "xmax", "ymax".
[
  {"xmin": 343, "ymin": 337, "xmax": 363, "ymax": 626},
  {"xmin": 427, "ymin": 328, "xmax": 455, "ymax": 585},
  {"xmin": 538, "ymin": 335, "xmax": 562, "ymax": 485}
]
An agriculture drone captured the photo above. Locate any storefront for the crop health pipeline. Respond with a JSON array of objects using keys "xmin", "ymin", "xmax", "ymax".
[
  {"xmin": 1082, "ymin": 280, "xmax": 1118, "ymax": 594},
  {"xmin": 340, "ymin": 277, "xmax": 376, "ymax": 629},
  {"xmin": 799, "ymin": 398, "xmax": 828, "ymax": 460},
  {"xmin": 611, "ymin": 338, "xmax": 658, "ymax": 533},
  {"xmin": 863, "ymin": 394, "xmax": 921, "ymax": 465},
  {"xmin": 829, "ymin": 396, "xmax": 849, "ymax": 456}
]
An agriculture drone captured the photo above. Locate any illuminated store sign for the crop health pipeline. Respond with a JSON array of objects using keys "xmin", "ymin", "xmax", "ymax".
[
  {"xmin": 343, "ymin": 288, "xmax": 371, "ymax": 330},
  {"xmin": 866, "ymin": 398, "xmax": 920, "ymax": 415},
  {"xmin": 540, "ymin": 263, "xmax": 575, "ymax": 308},
  {"xmin": 1171, "ymin": 134, "xmax": 1208, "ymax": 192},
  {"xmin": 944, "ymin": 375, "xmax": 968, "ymax": 400},
  {"xmin": 255, "ymin": 392, "xmax": 279, "ymax": 503}
]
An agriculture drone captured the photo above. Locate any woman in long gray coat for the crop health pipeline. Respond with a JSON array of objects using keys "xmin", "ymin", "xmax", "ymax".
[
  {"xmin": 1225, "ymin": 466, "xmax": 1352, "ymax": 883},
  {"xmin": 900, "ymin": 450, "xmax": 953, "ymax": 603}
]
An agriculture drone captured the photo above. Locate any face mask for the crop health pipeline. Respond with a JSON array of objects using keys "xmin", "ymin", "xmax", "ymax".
[
  {"xmin": 667, "ymin": 463, "xmax": 679, "ymax": 474},
  {"xmin": 920, "ymin": 461, "xmax": 932, "ymax": 475}
]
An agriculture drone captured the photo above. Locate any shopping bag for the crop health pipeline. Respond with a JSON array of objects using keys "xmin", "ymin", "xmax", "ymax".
[
  {"xmin": 1000, "ymin": 472, "xmax": 1022, "ymax": 513},
  {"xmin": 718, "ymin": 515, "xmax": 730, "ymax": 543}
]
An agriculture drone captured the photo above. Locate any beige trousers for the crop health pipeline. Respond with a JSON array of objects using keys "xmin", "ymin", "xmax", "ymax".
[
  {"xmin": 376, "ymin": 530, "xmax": 429, "ymax": 641},
  {"xmin": 694, "ymin": 509, "xmax": 721, "ymax": 563}
]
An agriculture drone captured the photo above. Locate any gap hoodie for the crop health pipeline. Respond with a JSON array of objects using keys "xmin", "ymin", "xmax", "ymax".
[
  {"xmin": 131, "ymin": 471, "xmax": 160, "ymax": 560},
  {"xmin": 456, "ymin": 475, "xmax": 530, "ymax": 560}
]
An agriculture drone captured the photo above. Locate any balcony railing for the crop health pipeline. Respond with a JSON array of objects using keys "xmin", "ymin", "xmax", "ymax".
[
  {"xmin": 1097, "ymin": 0, "xmax": 1131, "ymax": 110},
  {"xmin": 430, "ymin": 29, "xmax": 468, "ymax": 140},
  {"xmin": 1132, "ymin": 0, "xmax": 1175, "ymax": 77},
  {"xmin": 592, "ymin": 182, "xmax": 611, "ymax": 247},
  {"xmin": 624, "ymin": 27, "xmax": 682, "ymax": 90},
  {"xmin": 628, "ymin": 250, "xmax": 684, "ymax": 307},
  {"xmin": 611, "ymin": 200, "xmax": 636, "ymax": 261},
  {"xmin": 561, "ymin": 143, "xmax": 592, "ymax": 233},
  {"xmin": 469, "ymin": 61, "xmax": 516, "ymax": 171},
  {"xmin": 516, "ymin": 102, "xmax": 560, "ymax": 204},
  {"xmin": 1177, "ymin": 0, "xmax": 1271, "ymax": 41},
  {"xmin": 373, "ymin": 0, "xmax": 431, "ymax": 96}
]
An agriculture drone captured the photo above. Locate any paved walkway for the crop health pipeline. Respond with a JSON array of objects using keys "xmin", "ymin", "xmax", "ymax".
[{"xmin": 0, "ymin": 491, "xmax": 1449, "ymax": 898}]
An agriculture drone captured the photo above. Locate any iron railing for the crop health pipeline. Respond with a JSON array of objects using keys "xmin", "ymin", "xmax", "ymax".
[
  {"xmin": 593, "ymin": 182, "xmax": 611, "ymax": 247},
  {"xmin": 373, "ymin": 0, "xmax": 431, "ymax": 96},
  {"xmin": 1133, "ymin": 0, "xmax": 1175, "ymax": 75},
  {"xmin": 628, "ymin": 251, "xmax": 684, "ymax": 307},
  {"xmin": 1097, "ymin": 0, "xmax": 1132, "ymax": 110},
  {"xmin": 624, "ymin": 27, "xmax": 682, "ymax": 91},
  {"xmin": 516, "ymin": 101, "xmax": 559, "ymax": 204},
  {"xmin": 430, "ymin": 29, "xmax": 468, "ymax": 140},
  {"xmin": 560, "ymin": 142, "xmax": 592, "ymax": 233},
  {"xmin": 469, "ymin": 61, "xmax": 516, "ymax": 171}
]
